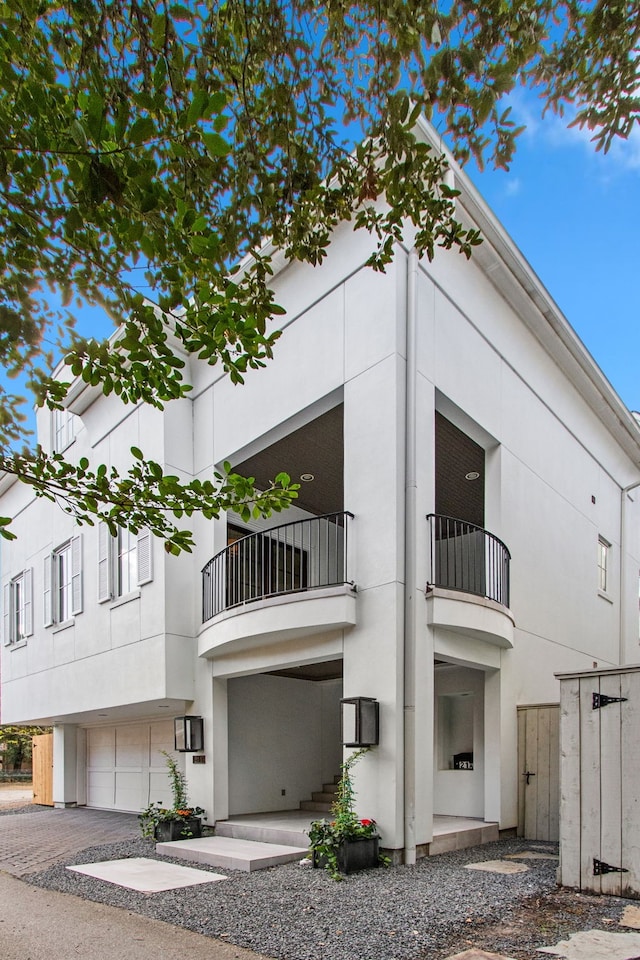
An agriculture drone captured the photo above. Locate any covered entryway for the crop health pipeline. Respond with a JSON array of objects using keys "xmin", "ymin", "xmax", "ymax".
[
  {"xmin": 517, "ymin": 704, "xmax": 559, "ymax": 842},
  {"xmin": 227, "ymin": 661, "xmax": 343, "ymax": 817},
  {"xmin": 86, "ymin": 719, "xmax": 177, "ymax": 812},
  {"xmin": 434, "ymin": 663, "xmax": 485, "ymax": 819}
]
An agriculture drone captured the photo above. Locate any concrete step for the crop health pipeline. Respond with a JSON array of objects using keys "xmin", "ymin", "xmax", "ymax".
[
  {"xmin": 311, "ymin": 791, "xmax": 337, "ymax": 803},
  {"xmin": 322, "ymin": 783, "xmax": 338, "ymax": 794},
  {"xmin": 214, "ymin": 818, "xmax": 311, "ymax": 847},
  {"xmin": 156, "ymin": 835, "xmax": 308, "ymax": 872},
  {"xmin": 299, "ymin": 800, "xmax": 332, "ymax": 813},
  {"xmin": 427, "ymin": 822, "xmax": 499, "ymax": 856}
]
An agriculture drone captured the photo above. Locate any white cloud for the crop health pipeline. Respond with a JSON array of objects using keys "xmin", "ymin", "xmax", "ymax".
[{"xmin": 505, "ymin": 89, "xmax": 640, "ymax": 176}]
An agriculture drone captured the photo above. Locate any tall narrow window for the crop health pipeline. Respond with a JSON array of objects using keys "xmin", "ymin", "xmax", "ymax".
[
  {"xmin": 3, "ymin": 569, "xmax": 33, "ymax": 645},
  {"xmin": 97, "ymin": 524, "xmax": 153, "ymax": 602},
  {"xmin": 598, "ymin": 537, "xmax": 610, "ymax": 593},
  {"xmin": 52, "ymin": 408, "xmax": 75, "ymax": 452},
  {"xmin": 116, "ymin": 527, "xmax": 137, "ymax": 597},
  {"xmin": 44, "ymin": 537, "xmax": 82, "ymax": 626}
]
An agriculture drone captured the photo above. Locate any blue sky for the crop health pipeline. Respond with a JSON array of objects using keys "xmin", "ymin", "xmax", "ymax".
[{"xmin": 461, "ymin": 91, "xmax": 640, "ymax": 413}]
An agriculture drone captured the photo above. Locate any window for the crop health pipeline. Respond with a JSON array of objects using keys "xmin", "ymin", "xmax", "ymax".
[
  {"xmin": 44, "ymin": 537, "xmax": 82, "ymax": 626},
  {"xmin": 97, "ymin": 524, "xmax": 153, "ymax": 602},
  {"xmin": 3, "ymin": 569, "xmax": 33, "ymax": 645},
  {"xmin": 598, "ymin": 536, "xmax": 610, "ymax": 594},
  {"xmin": 52, "ymin": 408, "xmax": 75, "ymax": 452}
]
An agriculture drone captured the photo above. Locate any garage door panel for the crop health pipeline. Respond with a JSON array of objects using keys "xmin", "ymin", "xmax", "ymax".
[
  {"xmin": 87, "ymin": 770, "xmax": 115, "ymax": 808},
  {"xmin": 87, "ymin": 728, "xmax": 115, "ymax": 768},
  {"xmin": 115, "ymin": 725, "xmax": 146, "ymax": 768},
  {"xmin": 148, "ymin": 770, "xmax": 175, "ymax": 807},
  {"xmin": 115, "ymin": 771, "xmax": 144, "ymax": 811}
]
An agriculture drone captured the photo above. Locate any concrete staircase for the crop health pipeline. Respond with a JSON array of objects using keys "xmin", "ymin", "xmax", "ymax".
[
  {"xmin": 156, "ymin": 777, "xmax": 339, "ymax": 873},
  {"xmin": 298, "ymin": 776, "xmax": 339, "ymax": 815}
]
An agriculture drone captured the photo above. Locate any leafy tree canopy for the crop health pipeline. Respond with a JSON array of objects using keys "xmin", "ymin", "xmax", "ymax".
[{"xmin": 0, "ymin": 0, "xmax": 637, "ymax": 552}]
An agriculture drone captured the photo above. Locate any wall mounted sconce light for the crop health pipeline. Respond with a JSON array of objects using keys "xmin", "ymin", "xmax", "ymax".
[
  {"xmin": 341, "ymin": 697, "xmax": 379, "ymax": 747},
  {"xmin": 174, "ymin": 715, "xmax": 204, "ymax": 752}
]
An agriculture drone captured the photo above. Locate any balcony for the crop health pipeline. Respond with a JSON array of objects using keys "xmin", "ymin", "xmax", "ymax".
[
  {"xmin": 426, "ymin": 514, "xmax": 514, "ymax": 650},
  {"xmin": 199, "ymin": 512, "xmax": 356, "ymax": 660}
]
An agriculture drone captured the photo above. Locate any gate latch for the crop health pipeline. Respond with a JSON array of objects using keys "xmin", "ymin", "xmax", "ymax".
[
  {"xmin": 592, "ymin": 693, "xmax": 628, "ymax": 710},
  {"xmin": 523, "ymin": 771, "xmax": 536, "ymax": 785},
  {"xmin": 593, "ymin": 858, "xmax": 628, "ymax": 876}
]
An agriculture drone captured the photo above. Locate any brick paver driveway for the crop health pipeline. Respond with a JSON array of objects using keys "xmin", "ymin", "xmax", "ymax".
[{"xmin": 0, "ymin": 806, "xmax": 138, "ymax": 876}]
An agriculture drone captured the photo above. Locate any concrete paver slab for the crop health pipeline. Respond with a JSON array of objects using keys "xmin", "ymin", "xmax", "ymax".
[
  {"xmin": 537, "ymin": 929, "xmax": 640, "ymax": 959},
  {"xmin": 0, "ymin": 872, "xmax": 266, "ymax": 960},
  {"xmin": 503, "ymin": 851, "xmax": 559, "ymax": 860},
  {"xmin": 67, "ymin": 856, "xmax": 227, "ymax": 892},
  {"xmin": 156, "ymin": 834, "xmax": 308, "ymax": 871},
  {"xmin": 464, "ymin": 860, "xmax": 530, "ymax": 875},
  {"xmin": 620, "ymin": 906, "xmax": 640, "ymax": 929}
]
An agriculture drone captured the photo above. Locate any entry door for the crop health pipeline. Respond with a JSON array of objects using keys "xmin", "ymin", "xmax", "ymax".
[{"xmin": 517, "ymin": 705, "xmax": 560, "ymax": 841}]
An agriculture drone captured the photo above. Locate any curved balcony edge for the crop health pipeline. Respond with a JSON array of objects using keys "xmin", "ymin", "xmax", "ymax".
[
  {"xmin": 198, "ymin": 583, "xmax": 357, "ymax": 659},
  {"xmin": 426, "ymin": 586, "xmax": 515, "ymax": 649}
]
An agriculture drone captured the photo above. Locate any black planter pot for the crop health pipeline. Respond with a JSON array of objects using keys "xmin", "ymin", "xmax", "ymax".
[
  {"xmin": 154, "ymin": 817, "xmax": 202, "ymax": 842},
  {"xmin": 313, "ymin": 836, "xmax": 379, "ymax": 874}
]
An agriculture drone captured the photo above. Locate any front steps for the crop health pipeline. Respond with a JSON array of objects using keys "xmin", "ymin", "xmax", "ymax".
[
  {"xmin": 156, "ymin": 834, "xmax": 308, "ymax": 872},
  {"xmin": 299, "ymin": 779, "xmax": 338, "ymax": 814},
  {"xmin": 427, "ymin": 817, "xmax": 499, "ymax": 856}
]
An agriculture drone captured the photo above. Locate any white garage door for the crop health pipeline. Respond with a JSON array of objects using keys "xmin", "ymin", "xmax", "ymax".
[{"xmin": 86, "ymin": 720, "xmax": 180, "ymax": 812}]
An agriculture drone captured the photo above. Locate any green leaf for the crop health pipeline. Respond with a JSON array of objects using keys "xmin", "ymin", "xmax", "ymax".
[
  {"xmin": 129, "ymin": 117, "xmax": 156, "ymax": 145},
  {"xmin": 202, "ymin": 132, "xmax": 230, "ymax": 158}
]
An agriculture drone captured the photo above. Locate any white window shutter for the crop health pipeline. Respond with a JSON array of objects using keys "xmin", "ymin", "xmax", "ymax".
[
  {"xmin": 70, "ymin": 535, "xmax": 83, "ymax": 615},
  {"xmin": 3, "ymin": 582, "xmax": 11, "ymax": 645},
  {"xmin": 136, "ymin": 529, "xmax": 153, "ymax": 585},
  {"xmin": 23, "ymin": 567, "xmax": 33, "ymax": 637},
  {"xmin": 97, "ymin": 523, "xmax": 112, "ymax": 602},
  {"xmin": 43, "ymin": 555, "xmax": 53, "ymax": 627}
]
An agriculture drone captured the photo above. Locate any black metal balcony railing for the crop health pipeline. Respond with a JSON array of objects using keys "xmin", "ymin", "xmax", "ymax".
[
  {"xmin": 202, "ymin": 511, "xmax": 354, "ymax": 623},
  {"xmin": 426, "ymin": 514, "xmax": 511, "ymax": 608}
]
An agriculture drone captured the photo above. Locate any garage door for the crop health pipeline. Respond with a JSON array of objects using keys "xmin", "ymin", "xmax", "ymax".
[{"xmin": 86, "ymin": 720, "xmax": 180, "ymax": 812}]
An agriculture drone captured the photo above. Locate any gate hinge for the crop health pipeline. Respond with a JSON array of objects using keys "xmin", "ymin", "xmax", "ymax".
[
  {"xmin": 592, "ymin": 693, "xmax": 628, "ymax": 710},
  {"xmin": 593, "ymin": 858, "xmax": 629, "ymax": 876}
]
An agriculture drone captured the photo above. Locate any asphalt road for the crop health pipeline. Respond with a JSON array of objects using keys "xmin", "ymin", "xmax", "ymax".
[{"xmin": 0, "ymin": 872, "xmax": 268, "ymax": 960}]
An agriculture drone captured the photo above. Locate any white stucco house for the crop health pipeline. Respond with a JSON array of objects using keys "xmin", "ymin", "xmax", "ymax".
[{"xmin": 3, "ymin": 122, "xmax": 640, "ymax": 862}]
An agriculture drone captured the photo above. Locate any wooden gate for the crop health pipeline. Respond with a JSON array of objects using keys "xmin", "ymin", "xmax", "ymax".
[
  {"xmin": 32, "ymin": 733, "xmax": 53, "ymax": 806},
  {"xmin": 558, "ymin": 666, "xmax": 640, "ymax": 898},
  {"xmin": 517, "ymin": 704, "xmax": 560, "ymax": 842}
]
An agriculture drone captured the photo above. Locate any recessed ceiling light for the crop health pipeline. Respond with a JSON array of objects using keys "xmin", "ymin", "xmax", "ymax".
[
  {"xmin": 465, "ymin": 471, "xmax": 480, "ymax": 481},
  {"xmin": 300, "ymin": 473, "xmax": 314, "ymax": 482}
]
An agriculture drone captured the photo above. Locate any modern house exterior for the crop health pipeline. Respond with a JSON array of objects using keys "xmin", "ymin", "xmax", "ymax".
[{"xmin": 3, "ymin": 120, "xmax": 640, "ymax": 863}]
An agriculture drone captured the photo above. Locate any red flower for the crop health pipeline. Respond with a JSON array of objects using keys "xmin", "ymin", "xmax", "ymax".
[{"xmin": 360, "ymin": 818, "xmax": 373, "ymax": 826}]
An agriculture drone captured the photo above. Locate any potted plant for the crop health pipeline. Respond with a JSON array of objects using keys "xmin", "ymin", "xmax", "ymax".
[
  {"xmin": 139, "ymin": 751, "xmax": 204, "ymax": 842},
  {"xmin": 308, "ymin": 747, "xmax": 380, "ymax": 880}
]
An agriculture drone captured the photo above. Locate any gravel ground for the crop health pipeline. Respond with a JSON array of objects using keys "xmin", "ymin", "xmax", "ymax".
[
  {"xmin": 22, "ymin": 836, "xmax": 627, "ymax": 960},
  {"xmin": 0, "ymin": 803, "xmax": 45, "ymax": 817}
]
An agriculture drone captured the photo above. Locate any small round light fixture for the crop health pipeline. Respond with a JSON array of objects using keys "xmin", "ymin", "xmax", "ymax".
[
  {"xmin": 300, "ymin": 473, "xmax": 315, "ymax": 482},
  {"xmin": 465, "ymin": 471, "xmax": 480, "ymax": 481}
]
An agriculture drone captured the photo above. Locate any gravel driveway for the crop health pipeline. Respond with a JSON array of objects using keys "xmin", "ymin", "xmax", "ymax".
[
  {"xmin": 3, "ymin": 805, "xmax": 633, "ymax": 960},
  {"xmin": 22, "ymin": 835, "xmax": 571, "ymax": 960}
]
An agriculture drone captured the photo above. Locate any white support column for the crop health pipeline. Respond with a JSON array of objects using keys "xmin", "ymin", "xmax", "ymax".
[
  {"xmin": 484, "ymin": 668, "xmax": 502, "ymax": 824},
  {"xmin": 212, "ymin": 677, "xmax": 229, "ymax": 821},
  {"xmin": 52, "ymin": 723, "xmax": 79, "ymax": 808}
]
